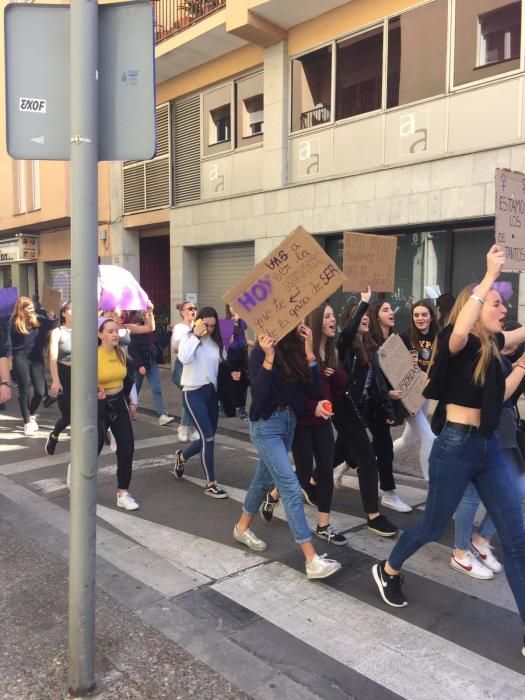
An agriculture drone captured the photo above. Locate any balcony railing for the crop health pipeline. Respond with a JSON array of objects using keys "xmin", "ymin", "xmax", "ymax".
[{"xmin": 153, "ymin": 0, "xmax": 225, "ymax": 43}]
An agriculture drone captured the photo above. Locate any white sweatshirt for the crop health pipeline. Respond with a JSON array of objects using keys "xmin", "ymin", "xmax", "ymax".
[{"xmin": 178, "ymin": 332, "xmax": 223, "ymax": 390}]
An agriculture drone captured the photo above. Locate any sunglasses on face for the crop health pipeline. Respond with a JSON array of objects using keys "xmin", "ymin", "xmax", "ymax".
[{"xmin": 185, "ymin": 307, "xmax": 197, "ymax": 312}]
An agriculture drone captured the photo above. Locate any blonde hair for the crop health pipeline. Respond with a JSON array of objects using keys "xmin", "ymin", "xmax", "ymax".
[
  {"xmin": 10, "ymin": 296, "xmax": 39, "ymax": 335},
  {"xmin": 446, "ymin": 285, "xmax": 500, "ymax": 386}
]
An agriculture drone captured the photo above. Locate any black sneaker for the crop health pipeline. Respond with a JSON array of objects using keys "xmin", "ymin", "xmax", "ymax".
[
  {"xmin": 173, "ymin": 449, "xmax": 185, "ymax": 479},
  {"xmin": 205, "ymin": 484, "xmax": 228, "ymax": 499},
  {"xmin": 45, "ymin": 431, "xmax": 58, "ymax": 456},
  {"xmin": 315, "ymin": 524, "xmax": 347, "ymax": 546},
  {"xmin": 367, "ymin": 514, "xmax": 399, "ymax": 538},
  {"xmin": 260, "ymin": 491, "xmax": 279, "ymax": 523},
  {"xmin": 302, "ymin": 483, "xmax": 318, "ymax": 507},
  {"xmin": 372, "ymin": 560, "xmax": 408, "ymax": 608}
]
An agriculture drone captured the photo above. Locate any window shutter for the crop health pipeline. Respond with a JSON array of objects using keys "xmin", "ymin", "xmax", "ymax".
[{"xmin": 173, "ymin": 95, "xmax": 201, "ymax": 204}]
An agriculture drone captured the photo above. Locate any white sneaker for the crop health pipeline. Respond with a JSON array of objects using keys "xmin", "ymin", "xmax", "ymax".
[
  {"xmin": 306, "ymin": 553, "xmax": 342, "ymax": 580},
  {"xmin": 66, "ymin": 463, "xmax": 71, "ymax": 490},
  {"xmin": 450, "ymin": 551, "xmax": 493, "ymax": 580},
  {"xmin": 30, "ymin": 415, "xmax": 39, "ymax": 431},
  {"xmin": 233, "ymin": 524, "xmax": 268, "ymax": 551},
  {"xmin": 190, "ymin": 429, "xmax": 200, "ymax": 441},
  {"xmin": 108, "ymin": 429, "xmax": 117, "ymax": 453},
  {"xmin": 159, "ymin": 413, "xmax": 174, "ymax": 426},
  {"xmin": 116, "ymin": 492, "xmax": 140, "ymax": 511},
  {"xmin": 381, "ymin": 490, "xmax": 412, "ymax": 513},
  {"xmin": 333, "ymin": 462, "xmax": 350, "ymax": 489},
  {"xmin": 471, "ymin": 541, "xmax": 503, "ymax": 573},
  {"xmin": 177, "ymin": 425, "xmax": 189, "ymax": 442},
  {"xmin": 24, "ymin": 422, "xmax": 37, "ymax": 436}
]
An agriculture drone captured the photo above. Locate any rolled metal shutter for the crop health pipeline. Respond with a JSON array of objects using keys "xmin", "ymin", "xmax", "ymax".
[
  {"xmin": 50, "ymin": 263, "xmax": 71, "ymax": 302},
  {"xmin": 198, "ymin": 243, "xmax": 254, "ymax": 312}
]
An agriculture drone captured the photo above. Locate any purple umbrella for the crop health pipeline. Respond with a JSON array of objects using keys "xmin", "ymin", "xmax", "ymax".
[{"xmin": 97, "ymin": 265, "xmax": 150, "ymax": 311}]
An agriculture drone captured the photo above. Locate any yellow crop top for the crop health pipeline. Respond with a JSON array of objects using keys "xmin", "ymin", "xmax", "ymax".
[{"xmin": 98, "ymin": 346, "xmax": 127, "ymax": 391}]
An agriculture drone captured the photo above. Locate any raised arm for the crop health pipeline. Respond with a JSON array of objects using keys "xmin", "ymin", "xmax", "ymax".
[
  {"xmin": 338, "ymin": 286, "xmax": 372, "ymax": 359},
  {"xmin": 449, "ymin": 245, "xmax": 505, "ymax": 355}
]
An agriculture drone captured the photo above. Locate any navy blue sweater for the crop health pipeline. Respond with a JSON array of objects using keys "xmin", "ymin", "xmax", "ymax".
[{"xmin": 248, "ymin": 346, "xmax": 320, "ymax": 421}]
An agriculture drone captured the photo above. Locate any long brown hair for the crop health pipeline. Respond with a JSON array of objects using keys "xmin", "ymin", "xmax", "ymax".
[
  {"xmin": 274, "ymin": 328, "xmax": 310, "ymax": 382},
  {"xmin": 447, "ymin": 285, "xmax": 500, "ymax": 386},
  {"xmin": 11, "ymin": 296, "xmax": 39, "ymax": 335},
  {"xmin": 340, "ymin": 302, "xmax": 377, "ymax": 365},
  {"xmin": 409, "ymin": 300, "xmax": 438, "ymax": 346},
  {"xmin": 306, "ymin": 303, "xmax": 336, "ymax": 370},
  {"xmin": 368, "ymin": 301, "xmax": 394, "ymax": 347}
]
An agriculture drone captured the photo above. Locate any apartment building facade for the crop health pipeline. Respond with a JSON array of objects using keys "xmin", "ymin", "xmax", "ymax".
[{"xmin": 3, "ymin": 0, "xmax": 525, "ymax": 328}]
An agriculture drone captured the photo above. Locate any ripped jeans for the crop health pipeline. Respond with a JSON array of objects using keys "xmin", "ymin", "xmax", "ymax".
[{"xmin": 182, "ymin": 383, "xmax": 219, "ymax": 483}]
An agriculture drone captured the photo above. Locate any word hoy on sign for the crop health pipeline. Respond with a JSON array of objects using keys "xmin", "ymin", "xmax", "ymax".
[{"xmin": 19, "ymin": 97, "xmax": 47, "ymax": 114}]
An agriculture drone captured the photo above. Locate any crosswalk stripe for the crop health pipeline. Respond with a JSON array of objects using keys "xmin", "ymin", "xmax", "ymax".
[
  {"xmin": 341, "ymin": 473, "xmax": 428, "ymax": 507},
  {"xmin": 213, "ymin": 562, "xmax": 525, "ymax": 700}
]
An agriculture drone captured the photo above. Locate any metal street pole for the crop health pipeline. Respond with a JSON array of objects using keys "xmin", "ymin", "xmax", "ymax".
[{"xmin": 68, "ymin": 0, "xmax": 99, "ymax": 694}]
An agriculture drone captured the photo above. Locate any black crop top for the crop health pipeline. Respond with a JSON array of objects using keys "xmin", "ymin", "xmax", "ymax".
[{"xmin": 424, "ymin": 325, "xmax": 505, "ymax": 438}]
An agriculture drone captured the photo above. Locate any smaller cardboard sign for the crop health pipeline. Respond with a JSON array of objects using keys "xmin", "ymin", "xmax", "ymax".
[
  {"xmin": 223, "ymin": 226, "xmax": 346, "ymax": 342},
  {"xmin": 343, "ymin": 232, "xmax": 397, "ymax": 292},
  {"xmin": 377, "ymin": 334, "xmax": 426, "ymax": 416},
  {"xmin": 495, "ymin": 168, "xmax": 525, "ymax": 272},
  {"xmin": 42, "ymin": 284, "xmax": 62, "ymax": 316},
  {"xmin": 0, "ymin": 287, "xmax": 18, "ymax": 319}
]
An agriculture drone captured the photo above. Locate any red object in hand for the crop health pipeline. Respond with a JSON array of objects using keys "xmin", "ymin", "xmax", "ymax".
[{"xmin": 322, "ymin": 401, "xmax": 333, "ymax": 413}]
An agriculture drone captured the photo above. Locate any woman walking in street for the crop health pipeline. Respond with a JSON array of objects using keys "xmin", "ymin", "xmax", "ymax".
[
  {"xmin": 8, "ymin": 296, "xmax": 56, "ymax": 435},
  {"xmin": 171, "ymin": 300, "xmax": 199, "ymax": 442},
  {"xmin": 393, "ymin": 300, "xmax": 438, "ymax": 480},
  {"xmin": 332, "ymin": 289, "xmax": 399, "ymax": 537},
  {"xmin": 232, "ymin": 324, "xmax": 342, "ymax": 579},
  {"xmin": 225, "ymin": 305, "xmax": 253, "ymax": 421},
  {"xmin": 367, "ymin": 301, "xmax": 412, "ymax": 513},
  {"xmin": 172, "ymin": 306, "xmax": 228, "ymax": 498},
  {"xmin": 45, "ymin": 301, "xmax": 73, "ymax": 455},
  {"xmin": 372, "ymin": 245, "xmax": 525, "ymax": 657},
  {"xmin": 96, "ymin": 317, "xmax": 139, "ymax": 511}
]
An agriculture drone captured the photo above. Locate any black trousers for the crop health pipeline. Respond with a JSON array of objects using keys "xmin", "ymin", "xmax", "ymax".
[
  {"xmin": 332, "ymin": 399, "xmax": 379, "ymax": 514},
  {"xmin": 97, "ymin": 392, "xmax": 134, "ymax": 490},
  {"xmin": 12, "ymin": 353, "xmax": 46, "ymax": 423},
  {"xmin": 292, "ymin": 421, "xmax": 334, "ymax": 514},
  {"xmin": 53, "ymin": 363, "xmax": 71, "ymax": 437},
  {"xmin": 366, "ymin": 401, "xmax": 396, "ymax": 492}
]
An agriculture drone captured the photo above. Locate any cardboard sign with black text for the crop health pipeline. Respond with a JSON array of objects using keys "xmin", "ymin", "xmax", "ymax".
[
  {"xmin": 42, "ymin": 284, "xmax": 62, "ymax": 316},
  {"xmin": 377, "ymin": 334, "xmax": 426, "ymax": 415},
  {"xmin": 343, "ymin": 231, "xmax": 397, "ymax": 292},
  {"xmin": 223, "ymin": 226, "xmax": 346, "ymax": 342},
  {"xmin": 495, "ymin": 168, "xmax": 525, "ymax": 271}
]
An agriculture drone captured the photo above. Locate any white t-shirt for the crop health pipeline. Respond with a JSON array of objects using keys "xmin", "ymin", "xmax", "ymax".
[
  {"xmin": 171, "ymin": 322, "xmax": 192, "ymax": 353},
  {"xmin": 178, "ymin": 333, "xmax": 224, "ymax": 390}
]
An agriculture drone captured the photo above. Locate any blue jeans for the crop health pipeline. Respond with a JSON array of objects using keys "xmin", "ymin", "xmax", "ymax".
[
  {"xmin": 134, "ymin": 360, "xmax": 167, "ymax": 416},
  {"xmin": 180, "ymin": 403, "xmax": 195, "ymax": 428},
  {"xmin": 244, "ymin": 409, "xmax": 312, "ymax": 544},
  {"xmin": 454, "ymin": 448, "xmax": 525, "ymax": 550},
  {"xmin": 388, "ymin": 426, "xmax": 525, "ymax": 624},
  {"xmin": 182, "ymin": 384, "xmax": 219, "ymax": 483}
]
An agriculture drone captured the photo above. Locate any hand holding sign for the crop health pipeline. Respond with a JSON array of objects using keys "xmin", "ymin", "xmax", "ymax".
[
  {"xmin": 377, "ymin": 334, "xmax": 426, "ymax": 416},
  {"xmin": 223, "ymin": 227, "xmax": 346, "ymax": 343}
]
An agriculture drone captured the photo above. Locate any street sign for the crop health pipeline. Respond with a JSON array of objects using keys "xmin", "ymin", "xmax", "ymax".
[
  {"xmin": 4, "ymin": 2, "xmax": 155, "ymax": 161},
  {"xmin": 495, "ymin": 168, "xmax": 525, "ymax": 271}
]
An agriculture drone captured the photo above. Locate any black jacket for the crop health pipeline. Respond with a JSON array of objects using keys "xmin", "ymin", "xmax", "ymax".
[{"xmin": 337, "ymin": 301, "xmax": 394, "ymax": 421}]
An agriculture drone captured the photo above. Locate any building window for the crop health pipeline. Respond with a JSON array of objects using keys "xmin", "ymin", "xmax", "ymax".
[
  {"xmin": 336, "ymin": 26, "xmax": 383, "ymax": 120},
  {"xmin": 387, "ymin": 0, "xmax": 447, "ymax": 109},
  {"xmin": 291, "ymin": 45, "xmax": 332, "ymax": 131},
  {"xmin": 210, "ymin": 105, "xmax": 230, "ymax": 144},
  {"xmin": 455, "ymin": 0, "xmax": 522, "ymax": 86},
  {"xmin": 13, "ymin": 160, "xmax": 40, "ymax": 214},
  {"xmin": 236, "ymin": 72, "xmax": 264, "ymax": 148},
  {"xmin": 203, "ymin": 84, "xmax": 232, "ymax": 156}
]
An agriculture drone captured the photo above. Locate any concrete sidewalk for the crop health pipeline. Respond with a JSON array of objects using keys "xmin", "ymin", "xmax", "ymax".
[{"xmin": 140, "ymin": 364, "xmax": 425, "ymax": 481}]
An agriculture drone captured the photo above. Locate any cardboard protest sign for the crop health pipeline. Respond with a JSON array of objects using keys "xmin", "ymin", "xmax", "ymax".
[
  {"xmin": 377, "ymin": 334, "xmax": 427, "ymax": 415},
  {"xmin": 42, "ymin": 284, "xmax": 62, "ymax": 316},
  {"xmin": 0, "ymin": 287, "xmax": 18, "ymax": 319},
  {"xmin": 495, "ymin": 168, "xmax": 525, "ymax": 271},
  {"xmin": 343, "ymin": 232, "xmax": 397, "ymax": 292},
  {"xmin": 223, "ymin": 226, "xmax": 346, "ymax": 342}
]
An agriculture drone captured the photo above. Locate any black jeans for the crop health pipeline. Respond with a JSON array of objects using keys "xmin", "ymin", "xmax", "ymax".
[
  {"xmin": 53, "ymin": 363, "xmax": 71, "ymax": 437},
  {"xmin": 333, "ymin": 400, "xmax": 379, "ymax": 514},
  {"xmin": 97, "ymin": 392, "xmax": 134, "ymax": 490},
  {"xmin": 292, "ymin": 421, "xmax": 334, "ymax": 514},
  {"xmin": 366, "ymin": 400, "xmax": 396, "ymax": 492},
  {"xmin": 12, "ymin": 353, "xmax": 46, "ymax": 423}
]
